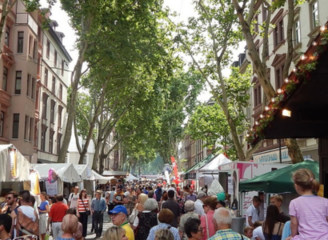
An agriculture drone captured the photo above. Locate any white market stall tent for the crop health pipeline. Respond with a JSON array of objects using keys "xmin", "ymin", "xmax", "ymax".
[
  {"xmin": 73, "ymin": 164, "xmax": 95, "ymax": 195},
  {"xmin": 32, "ymin": 163, "xmax": 82, "ymax": 196},
  {"xmin": 92, "ymin": 170, "xmax": 116, "ymax": 184},
  {"xmin": 127, "ymin": 173, "xmax": 138, "ymax": 181}
]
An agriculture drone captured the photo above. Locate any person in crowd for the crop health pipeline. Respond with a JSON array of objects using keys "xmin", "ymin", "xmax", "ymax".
[
  {"xmin": 258, "ymin": 192, "xmax": 266, "ymax": 221},
  {"xmin": 160, "ymin": 192, "xmax": 168, "ymax": 210},
  {"xmin": 133, "ymin": 198, "xmax": 158, "ymax": 240},
  {"xmin": 56, "ymin": 214, "xmax": 78, "ymax": 240},
  {"xmin": 107, "ymin": 187, "xmax": 116, "ymax": 213},
  {"xmin": 76, "ymin": 189, "xmax": 91, "ymax": 238},
  {"xmin": 0, "ymin": 214, "xmax": 12, "ymax": 240},
  {"xmin": 146, "ymin": 209, "xmax": 180, "ymax": 240},
  {"xmin": 124, "ymin": 187, "xmax": 137, "ymax": 215},
  {"xmin": 252, "ymin": 221, "xmax": 265, "ymax": 240},
  {"xmin": 186, "ymin": 188, "xmax": 197, "ymax": 202},
  {"xmin": 90, "ymin": 190, "xmax": 106, "ymax": 238},
  {"xmin": 281, "ymin": 221, "xmax": 291, "ymax": 240},
  {"xmin": 3, "ymin": 191, "xmax": 18, "ymax": 215},
  {"xmin": 176, "ymin": 189, "xmax": 185, "ymax": 214},
  {"xmin": 155, "ymin": 229, "xmax": 174, "ymax": 240},
  {"xmin": 162, "ymin": 190, "xmax": 181, "ymax": 228},
  {"xmin": 39, "ymin": 192, "xmax": 50, "ymax": 240},
  {"xmin": 246, "ymin": 196, "xmax": 261, "ymax": 227},
  {"xmin": 209, "ymin": 207, "xmax": 250, "ymax": 240},
  {"xmin": 200, "ymin": 196, "xmax": 217, "ymax": 240},
  {"xmin": 63, "ymin": 185, "xmax": 70, "ymax": 201},
  {"xmin": 184, "ymin": 217, "xmax": 203, "ymax": 240},
  {"xmin": 47, "ymin": 194, "xmax": 69, "ymax": 239},
  {"xmin": 155, "ymin": 185, "xmax": 163, "ymax": 203},
  {"xmin": 114, "ymin": 185, "xmax": 125, "ymax": 206},
  {"xmin": 135, "ymin": 193, "xmax": 148, "ymax": 213},
  {"xmin": 289, "ymin": 168, "xmax": 328, "ymax": 239},
  {"xmin": 103, "ymin": 225, "xmax": 128, "ymax": 240},
  {"xmin": 109, "ymin": 205, "xmax": 134, "ymax": 240},
  {"xmin": 216, "ymin": 200, "xmax": 226, "ymax": 209},
  {"xmin": 179, "ymin": 201, "xmax": 200, "ymax": 240},
  {"xmin": 269, "ymin": 195, "xmax": 290, "ymax": 223},
  {"xmin": 68, "ymin": 186, "xmax": 80, "ymax": 209},
  {"xmin": 66, "ymin": 208, "xmax": 83, "ymax": 240},
  {"xmin": 244, "ymin": 227, "xmax": 253, "ymax": 239},
  {"xmin": 194, "ymin": 192, "xmax": 206, "ymax": 217},
  {"xmin": 263, "ymin": 205, "xmax": 284, "ymax": 240}
]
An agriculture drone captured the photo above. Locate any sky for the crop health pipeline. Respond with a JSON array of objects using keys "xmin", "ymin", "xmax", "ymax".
[{"xmin": 39, "ymin": 0, "xmax": 242, "ymax": 103}]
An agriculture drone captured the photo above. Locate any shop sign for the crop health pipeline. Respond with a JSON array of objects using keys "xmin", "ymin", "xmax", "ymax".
[{"xmin": 253, "ymin": 148, "xmax": 291, "ymax": 163}]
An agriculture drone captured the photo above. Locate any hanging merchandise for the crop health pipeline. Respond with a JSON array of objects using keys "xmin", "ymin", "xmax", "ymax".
[
  {"xmin": 9, "ymin": 149, "xmax": 17, "ymax": 179},
  {"xmin": 48, "ymin": 168, "xmax": 58, "ymax": 183},
  {"xmin": 30, "ymin": 170, "xmax": 41, "ymax": 195}
]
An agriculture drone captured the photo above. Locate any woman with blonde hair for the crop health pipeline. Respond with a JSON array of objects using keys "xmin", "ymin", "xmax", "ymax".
[
  {"xmin": 136, "ymin": 193, "xmax": 148, "ymax": 212},
  {"xmin": 155, "ymin": 229, "xmax": 174, "ymax": 240},
  {"xmin": 289, "ymin": 168, "xmax": 328, "ymax": 239},
  {"xmin": 102, "ymin": 225, "xmax": 128, "ymax": 240},
  {"xmin": 56, "ymin": 214, "xmax": 78, "ymax": 240}
]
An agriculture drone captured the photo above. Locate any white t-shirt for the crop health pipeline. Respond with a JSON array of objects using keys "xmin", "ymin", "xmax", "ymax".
[
  {"xmin": 252, "ymin": 226, "xmax": 265, "ymax": 240},
  {"xmin": 194, "ymin": 199, "xmax": 205, "ymax": 216},
  {"xmin": 19, "ymin": 206, "xmax": 37, "ymax": 221},
  {"xmin": 68, "ymin": 193, "xmax": 79, "ymax": 208},
  {"xmin": 246, "ymin": 204, "xmax": 259, "ymax": 227}
]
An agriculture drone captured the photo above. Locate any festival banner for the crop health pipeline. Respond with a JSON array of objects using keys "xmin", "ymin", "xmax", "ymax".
[
  {"xmin": 30, "ymin": 170, "xmax": 41, "ymax": 195},
  {"xmin": 9, "ymin": 149, "xmax": 17, "ymax": 179}
]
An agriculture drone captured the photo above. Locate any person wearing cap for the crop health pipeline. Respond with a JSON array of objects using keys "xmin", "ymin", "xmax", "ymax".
[
  {"xmin": 91, "ymin": 190, "xmax": 107, "ymax": 238},
  {"xmin": 109, "ymin": 205, "xmax": 134, "ymax": 240},
  {"xmin": 114, "ymin": 185, "xmax": 125, "ymax": 206},
  {"xmin": 68, "ymin": 186, "xmax": 80, "ymax": 209},
  {"xmin": 133, "ymin": 198, "xmax": 158, "ymax": 240},
  {"xmin": 194, "ymin": 192, "xmax": 206, "ymax": 217},
  {"xmin": 179, "ymin": 200, "xmax": 200, "ymax": 240}
]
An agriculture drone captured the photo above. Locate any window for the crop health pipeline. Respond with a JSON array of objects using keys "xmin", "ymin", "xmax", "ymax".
[
  {"xmin": 50, "ymin": 100, "xmax": 56, "ymax": 124},
  {"xmin": 27, "ymin": 74, "xmax": 31, "ymax": 96},
  {"xmin": 3, "ymin": 67, "xmax": 8, "ymax": 91},
  {"xmin": 61, "ymin": 60, "xmax": 64, "ymax": 76},
  {"xmin": 31, "ymin": 78, "xmax": 36, "ymax": 99},
  {"xmin": 49, "ymin": 130, "xmax": 54, "ymax": 154},
  {"xmin": 46, "ymin": 40, "xmax": 50, "ymax": 58},
  {"xmin": 24, "ymin": 115, "xmax": 29, "ymax": 140},
  {"xmin": 5, "ymin": 26, "xmax": 10, "ymax": 47},
  {"xmin": 44, "ymin": 68, "xmax": 48, "ymax": 87},
  {"xmin": 294, "ymin": 19, "xmax": 301, "ymax": 45},
  {"xmin": 274, "ymin": 19, "xmax": 284, "ymax": 47},
  {"xmin": 33, "ymin": 40, "xmax": 37, "ymax": 59},
  {"xmin": 275, "ymin": 65, "xmax": 284, "ymax": 89},
  {"xmin": 12, "ymin": 114, "xmax": 19, "ymax": 138},
  {"xmin": 311, "ymin": 1, "xmax": 319, "ymax": 29},
  {"xmin": 41, "ymin": 125, "xmax": 47, "ymax": 151},
  {"xmin": 29, "ymin": 36, "xmax": 33, "ymax": 56},
  {"xmin": 52, "ymin": 77, "xmax": 56, "ymax": 93},
  {"xmin": 42, "ymin": 93, "xmax": 48, "ymax": 119},
  {"xmin": 17, "ymin": 32, "xmax": 24, "ymax": 53},
  {"xmin": 254, "ymin": 85, "xmax": 262, "ymax": 107},
  {"xmin": 29, "ymin": 118, "xmax": 33, "ymax": 141},
  {"xmin": 59, "ymin": 84, "xmax": 63, "ymax": 100},
  {"xmin": 0, "ymin": 112, "xmax": 4, "ymax": 137},
  {"xmin": 15, "ymin": 71, "xmax": 22, "ymax": 94},
  {"xmin": 57, "ymin": 133, "xmax": 62, "ymax": 154},
  {"xmin": 58, "ymin": 105, "xmax": 63, "ymax": 128},
  {"xmin": 54, "ymin": 50, "xmax": 57, "ymax": 67}
]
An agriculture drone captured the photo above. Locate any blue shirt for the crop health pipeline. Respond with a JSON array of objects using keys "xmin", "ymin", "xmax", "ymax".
[
  {"xmin": 91, "ymin": 197, "xmax": 106, "ymax": 212},
  {"xmin": 39, "ymin": 200, "xmax": 49, "ymax": 211},
  {"xmin": 146, "ymin": 223, "xmax": 180, "ymax": 240},
  {"xmin": 281, "ymin": 221, "xmax": 291, "ymax": 240}
]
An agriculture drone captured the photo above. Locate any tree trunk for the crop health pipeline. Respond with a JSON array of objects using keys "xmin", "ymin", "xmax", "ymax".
[
  {"xmin": 285, "ymin": 139, "xmax": 303, "ymax": 163},
  {"xmin": 92, "ymin": 141, "xmax": 101, "ymax": 172}
]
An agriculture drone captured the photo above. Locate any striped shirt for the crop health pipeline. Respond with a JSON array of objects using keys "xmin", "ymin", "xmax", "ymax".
[{"xmin": 77, "ymin": 198, "xmax": 90, "ymax": 212}]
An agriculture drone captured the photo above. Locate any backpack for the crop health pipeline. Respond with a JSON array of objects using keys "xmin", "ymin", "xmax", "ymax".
[{"xmin": 15, "ymin": 208, "xmax": 39, "ymax": 236}]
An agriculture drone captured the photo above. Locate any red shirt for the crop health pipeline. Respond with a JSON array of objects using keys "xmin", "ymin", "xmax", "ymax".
[{"xmin": 49, "ymin": 202, "xmax": 68, "ymax": 222}]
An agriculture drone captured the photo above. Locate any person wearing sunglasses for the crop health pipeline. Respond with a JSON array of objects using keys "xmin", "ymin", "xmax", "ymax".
[
  {"xmin": 184, "ymin": 218, "xmax": 203, "ymax": 240},
  {"xmin": 4, "ymin": 191, "xmax": 18, "ymax": 215}
]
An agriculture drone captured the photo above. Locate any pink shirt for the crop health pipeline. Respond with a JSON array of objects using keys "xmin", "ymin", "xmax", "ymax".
[
  {"xmin": 200, "ymin": 210, "xmax": 216, "ymax": 240},
  {"xmin": 289, "ymin": 195, "xmax": 328, "ymax": 239}
]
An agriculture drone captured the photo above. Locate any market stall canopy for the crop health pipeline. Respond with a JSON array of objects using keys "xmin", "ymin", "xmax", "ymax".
[
  {"xmin": 32, "ymin": 163, "xmax": 82, "ymax": 183},
  {"xmin": 92, "ymin": 170, "xmax": 116, "ymax": 184},
  {"xmin": 140, "ymin": 174, "xmax": 164, "ymax": 180},
  {"xmin": 239, "ymin": 160, "xmax": 319, "ymax": 193},
  {"xmin": 183, "ymin": 154, "xmax": 214, "ymax": 179},
  {"xmin": 0, "ymin": 144, "xmax": 31, "ymax": 182},
  {"xmin": 73, "ymin": 164, "xmax": 95, "ymax": 180},
  {"xmin": 127, "ymin": 174, "xmax": 138, "ymax": 181},
  {"xmin": 102, "ymin": 170, "xmax": 127, "ymax": 178},
  {"xmin": 198, "ymin": 154, "xmax": 231, "ymax": 172}
]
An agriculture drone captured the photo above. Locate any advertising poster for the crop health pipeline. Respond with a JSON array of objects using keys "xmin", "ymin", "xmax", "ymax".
[{"xmin": 45, "ymin": 180, "xmax": 58, "ymax": 196}]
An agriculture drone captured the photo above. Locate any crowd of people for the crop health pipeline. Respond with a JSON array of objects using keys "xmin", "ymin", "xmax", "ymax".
[{"xmin": 0, "ymin": 168, "xmax": 327, "ymax": 240}]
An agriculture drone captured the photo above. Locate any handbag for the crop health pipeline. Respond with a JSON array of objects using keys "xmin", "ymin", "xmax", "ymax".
[{"xmin": 81, "ymin": 199, "xmax": 91, "ymax": 215}]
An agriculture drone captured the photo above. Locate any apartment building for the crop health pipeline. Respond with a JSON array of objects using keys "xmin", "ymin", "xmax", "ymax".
[
  {"xmin": 248, "ymin": 0, "xmax": 328, "ymax": 163},
  {"xmin": 0, "ymin": 1, "xmax": 71, "ymax": 162}
]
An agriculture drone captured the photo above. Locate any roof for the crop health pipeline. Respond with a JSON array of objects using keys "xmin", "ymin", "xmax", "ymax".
[
  {"xmin": 0, "ymin": 144, "xmax": 31, "ymax": 182},
  {"xmin": 102, "ymin": 170, "xmax": 127, "ymax": 177},
  {"xmin": 246, "ymin": 23, "xmax": 328, "ymax": 145},
  {"xmin": 198, "ymin": 154, "xmax": 231, "ymax": 172},
  {"xmin": 73, "ymin": 164, "xmax": 94, "ymax": 180},
  {"xmin": 239, "ymin": 160, "xmax": 319, "ymax": 193},
  {"xmin": 32, "ymin": 163, "xmax": 82, "ymax": 183},
  {"xmin": 92, "ymin": 170, "xmax": 116, "ymax": 184},
  {"xmin": 183, "ymin": 154, "xmax": 214, "ymax": 179},
  {"xmin": 48, "ymin": 24, "xmax": 72, "ymax": 62}
]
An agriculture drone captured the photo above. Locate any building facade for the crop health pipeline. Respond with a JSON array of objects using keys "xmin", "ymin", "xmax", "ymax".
[
  {"xmin": 247, "ymin": 0, "xmax": 328, "ymax": 163},
  {"xmin": 0, "ymin": 1, "xmax": 72, "ymax": 163}
]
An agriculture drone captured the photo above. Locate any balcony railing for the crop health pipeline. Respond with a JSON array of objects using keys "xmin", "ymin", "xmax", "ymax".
[{"xmin": 16, "ymin": 13, "xmax": 38, "ymax": 34}]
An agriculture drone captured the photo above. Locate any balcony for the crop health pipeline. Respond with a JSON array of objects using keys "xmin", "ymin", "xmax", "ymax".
[{"xmin": 16, "ymin": 13, "xmax": 38, "ymax": 34}]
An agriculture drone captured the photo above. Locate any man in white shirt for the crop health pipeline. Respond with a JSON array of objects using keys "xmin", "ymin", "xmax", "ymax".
[
  {"xmin": 194, "ymin": 191, "xmax": 206, "ymax": 216},
  {"xmin": 68, "ymin": 186, "xmax": 80, "ymax": 209},
  {"xmin": 246, "ymin": 196, "xmax": 261, "ymax": 227}
]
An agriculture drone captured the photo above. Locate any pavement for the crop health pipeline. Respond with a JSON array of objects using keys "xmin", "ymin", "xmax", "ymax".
[{"xmin": 85, "ymin": 213, "xmax": 112, "ymax": 240}]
